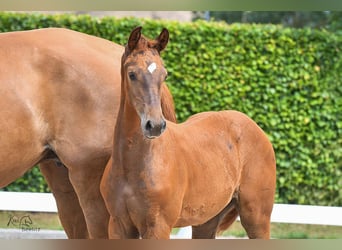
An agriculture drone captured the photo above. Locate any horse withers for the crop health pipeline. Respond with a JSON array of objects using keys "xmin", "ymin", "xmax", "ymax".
[
  {"xmin": 0, "ymin": 28, "xmax": 176, "ymax": 238},
  {"xmin": 101, "ymin": 27, "xmax": 276, "ymax": 239}
]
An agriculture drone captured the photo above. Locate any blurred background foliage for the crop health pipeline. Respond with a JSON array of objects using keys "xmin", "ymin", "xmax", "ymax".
[{"xmin": 194, "ymin": 11, "xmax": 342, "ymax": 34}]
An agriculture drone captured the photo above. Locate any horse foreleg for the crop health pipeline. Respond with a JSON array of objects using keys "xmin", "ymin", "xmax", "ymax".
[
  {"xmin": 141, "ymin": 218, "xmax": 172, "ymax": 239},
  {"xmin": 101, "ymin": 159, "xmax": 140, "ymax": 239},
  {"xmin": 108, "ymin": 215, "xmax": 140, "ymax": 239},
  {"xmin": 68, "ymin": 162, "xmax": 110, "ymax": 239},
  {"xmin": 39, "ymin": 161, "xmax": 89, "ymax": 238},
  {"xmin": 139, "ymin": 205, "xmax": 175, "ymax": 239}
]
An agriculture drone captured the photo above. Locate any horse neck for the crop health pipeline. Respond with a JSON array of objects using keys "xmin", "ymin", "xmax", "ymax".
[
  {"xmin": 113, "ymin": 84, "xmax": 158, "ymax": 173},
  {"xmin": 115, "ymin": 55, "xmax": 141, "ymax": 141},
  {"xmin": 115, "ymin": 87, "xmax": 141, "ymax": 142}
]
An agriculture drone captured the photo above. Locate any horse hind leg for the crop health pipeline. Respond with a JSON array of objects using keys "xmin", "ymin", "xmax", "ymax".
[
  {"xmin": 39, "ymin": 161, "xmax": 89, "ymax": 238},
  {"xmin": 237, "ymin": 180, "xmax": 275, "ymax": 239},
  {"xmin": 192, "ymin": 199, "xmax": 238, "ymax": 239},
  {"xmin": 67, "ymin": 159, "xmax": 110, "ymax": 239},
  {"xmin": 237, "ymin": 132, "xmax": 276, "ymax": 239}
]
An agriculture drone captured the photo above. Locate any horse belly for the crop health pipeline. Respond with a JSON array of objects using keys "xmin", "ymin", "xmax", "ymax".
[
  {"xmin": 0, "ymin": 100, "xmax": 46, "ymax": 187},
  {"xmin": 176, "ymin": 170, "xmax": 238, "ymax": 227},
  {"xmin": 173, "ymin": 139, "xmax": 241, "ymax": 227},
  {"xmin": 176, "ymin": 185, "xmax": 235, "ymax": 227}
]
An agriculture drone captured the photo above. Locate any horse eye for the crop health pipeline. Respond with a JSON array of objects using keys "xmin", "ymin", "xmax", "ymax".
[{"xmin": 128, "ymin": 72, "xmax": 137, "ymax": 81}]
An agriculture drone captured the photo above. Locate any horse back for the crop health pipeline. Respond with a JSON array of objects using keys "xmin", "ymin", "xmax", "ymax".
[{"xmin": 191, "ymin": 110, "xmax": 275, "ymax": 170}]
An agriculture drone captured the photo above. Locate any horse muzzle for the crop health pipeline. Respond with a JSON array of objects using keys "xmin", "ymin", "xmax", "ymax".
[{"xmin": 142, "ymin": 118, "xmax": 167, "ymax": 139}]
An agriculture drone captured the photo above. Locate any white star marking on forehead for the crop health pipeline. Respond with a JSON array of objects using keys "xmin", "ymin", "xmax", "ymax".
[{"xmin": 147, "ymin": 62, "xmax": 157, "ymax": 74}]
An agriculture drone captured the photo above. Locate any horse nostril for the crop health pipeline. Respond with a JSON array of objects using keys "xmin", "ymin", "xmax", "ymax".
[{"xmin": 145, "ymin": 120, "xmax": 154, "ymax": 132}]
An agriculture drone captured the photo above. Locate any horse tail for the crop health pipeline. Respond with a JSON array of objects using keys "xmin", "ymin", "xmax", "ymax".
[
  {"xmin": 161, "ymin": 82, "xmax": 177, "ymax": 123},
  {"xmin": 217, "ymin": 208, "xmax": 239, "ymax": 235}
]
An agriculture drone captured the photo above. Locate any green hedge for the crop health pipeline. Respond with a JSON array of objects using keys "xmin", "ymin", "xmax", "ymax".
[{"xmin": 0, "ymin": 12, "xmax": 341, "ymax": 206}]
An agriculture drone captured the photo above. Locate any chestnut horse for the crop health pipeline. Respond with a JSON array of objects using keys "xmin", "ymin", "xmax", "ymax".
[
  {"xmin": 101, "ymin": 27, "xmax": 276, "ymax": 239},
  {"xmin": 0, "ymin": 28, "xmax": 176, "ymax": 238}
]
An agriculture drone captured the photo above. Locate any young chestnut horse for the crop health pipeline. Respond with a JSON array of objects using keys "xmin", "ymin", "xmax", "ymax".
[
  {"xmin": 0, "ymin": 28, "xmax": 176, "ymax": 238},
  {"xmin": 101, "ymin": 27, "xmax": 276, "ymax": 239}
]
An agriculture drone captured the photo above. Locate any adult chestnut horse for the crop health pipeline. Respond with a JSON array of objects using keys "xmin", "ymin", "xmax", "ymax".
[
  {"xmin": 101, "ymin": 27, "xmax": 276, "ymax": 239},
  {"xmin": 0, "ymin": 28, "xmax": 176, "ymax": 238}
]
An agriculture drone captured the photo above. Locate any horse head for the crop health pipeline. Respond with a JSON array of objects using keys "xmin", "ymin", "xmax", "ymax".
[{"xmin": 121, "ymin": 26, "xmax": 169, "ymax": 139}]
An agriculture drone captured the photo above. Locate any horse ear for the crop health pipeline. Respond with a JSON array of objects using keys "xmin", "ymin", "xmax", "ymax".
[
  {"xmin": 128, "ymin": 26, "xmax": 142, "ymax": 51},
  {"xmin": 155, "ymin": 28, "xmax": 169, "ymax": 52}
]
